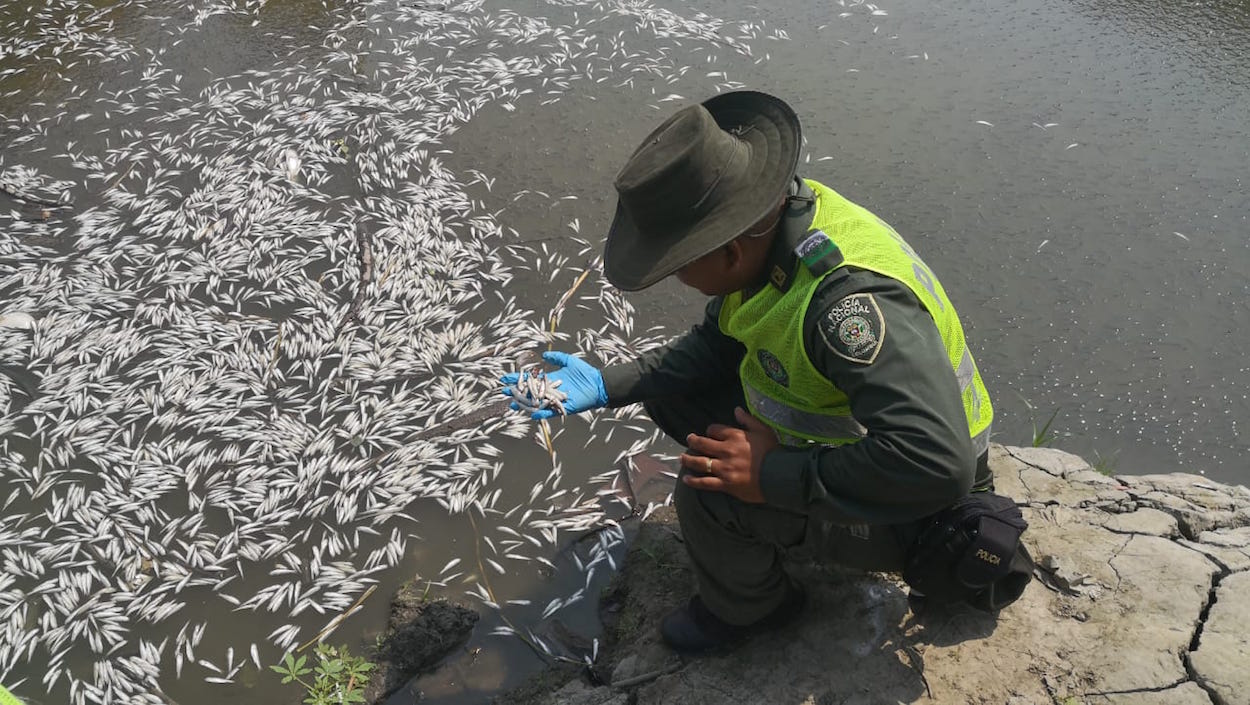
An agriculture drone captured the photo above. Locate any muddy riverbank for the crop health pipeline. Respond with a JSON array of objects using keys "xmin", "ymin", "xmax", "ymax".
[{"xmin": 488, "ymin": 444, "xmax": 1250, "ymax": 705}]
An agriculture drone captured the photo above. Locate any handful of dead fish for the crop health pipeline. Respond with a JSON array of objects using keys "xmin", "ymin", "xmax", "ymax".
[{"xmin": 508, "ymin": 368, "xmax": 569, "ymax": 415}]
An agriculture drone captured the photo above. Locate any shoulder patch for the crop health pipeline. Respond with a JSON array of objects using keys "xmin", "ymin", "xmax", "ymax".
[
  {"xmin": 793, "ymin": 229, "xmax": 843, "ymax": 276},
  {"xmin": 818, "ymin": 293, "xmax": 885, "ymax": 365}
]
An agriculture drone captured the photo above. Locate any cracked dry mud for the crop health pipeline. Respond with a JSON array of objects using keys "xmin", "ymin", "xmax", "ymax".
[{"xmin": 497, "ymin": 444, "xmax": 1250, "ymax": 705}]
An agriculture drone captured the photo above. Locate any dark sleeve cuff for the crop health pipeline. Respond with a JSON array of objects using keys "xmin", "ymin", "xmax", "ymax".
[
  {"xmin": 600, "ymin": 362, "xmax": 642, "ymax": 408},
  {"xmin": 758, "ymin": 447, "xmax": 813, "ymax": 514}
]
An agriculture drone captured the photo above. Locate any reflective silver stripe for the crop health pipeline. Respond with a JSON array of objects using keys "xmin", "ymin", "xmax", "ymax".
[
  {"xmin": 972, "ymin": 424, "xmax": 991, "ymax": 457},
  {"xmin": 912, "ymin": 262, "xmax": 944, "ymax": 310},
  {"xmin": 745, "ymin": 383, "xmax": 867, "ymax": 441},
  {"xmin": 955, "ymin": 348, "xmax": 976, "ymax": 391},
  {"xmin": 956, "ymin": 347, "xmax": 985, "ymax": 422}
]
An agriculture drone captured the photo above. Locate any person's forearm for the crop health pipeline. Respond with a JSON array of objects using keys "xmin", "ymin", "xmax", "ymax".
[
  {"xmin": 758, "ymin": 426, "xmax": 974, "ymax": 525},
  {"xmin": 601, "ymin": 325, "xmax": 744, "ymax": 407}
]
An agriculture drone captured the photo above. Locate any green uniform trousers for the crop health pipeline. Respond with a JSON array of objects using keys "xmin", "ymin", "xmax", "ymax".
[{"xmin": 643, "ymin": 389, "xmax": 987, "ymax": 626}]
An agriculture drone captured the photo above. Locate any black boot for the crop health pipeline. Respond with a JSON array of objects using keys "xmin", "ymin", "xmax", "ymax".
[{"xmin": 660, "ymin": 581, "xmax": 806, "ymax": 655}]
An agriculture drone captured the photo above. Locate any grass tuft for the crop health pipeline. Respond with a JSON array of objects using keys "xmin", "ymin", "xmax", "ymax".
[
  {"xmin": 1016, "ymin": 393, "xmax": 1061, "ymax": 448},
  {"xmin": 1092, "ymin": 449, "xmax": 1119, "ymax": 476}
]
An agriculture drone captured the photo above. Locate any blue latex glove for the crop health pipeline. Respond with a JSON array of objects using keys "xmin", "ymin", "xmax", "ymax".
[{"xmin": 500, "ymin": 350, "xmax": 608, "ymax": 420}]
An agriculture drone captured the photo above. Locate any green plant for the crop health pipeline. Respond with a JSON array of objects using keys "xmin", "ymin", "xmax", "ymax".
[
  {"xmin": 1031, "ymin": 407, "xmax": 1060, "ymax": 447},
  {"xmin": 1015, "ymin": 393, "xmax": 1060, "ymax": 447},
  {"xmin": 271, "ymin": 644, "xmax": 375, "ymax": 705},
  {"xmin": 1091, "ymin": 449, "xmax": 1118, "ymax": 476},
  {"xmin": 635, "ymin": 544, "xmax": 682, "ymax": 571}
]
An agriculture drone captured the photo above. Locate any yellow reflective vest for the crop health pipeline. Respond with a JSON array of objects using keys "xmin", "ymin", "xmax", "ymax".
[
  {"xmin": 0, "ymin": 684, "xmax": 23, "ymax": 705},
  {"xmin": 718, "ymin": 179, "xmax": 993, "ymax": 454}
]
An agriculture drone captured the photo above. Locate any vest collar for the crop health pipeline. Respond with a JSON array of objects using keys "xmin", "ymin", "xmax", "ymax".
[{"xmin": 759, "ymin": 176, "xmax": 816, "ymax": 293}]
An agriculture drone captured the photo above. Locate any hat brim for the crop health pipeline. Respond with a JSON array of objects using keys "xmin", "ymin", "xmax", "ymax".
[{"xmin": 604, "ymin": 91, "xmax": 801, "ymax": 292}]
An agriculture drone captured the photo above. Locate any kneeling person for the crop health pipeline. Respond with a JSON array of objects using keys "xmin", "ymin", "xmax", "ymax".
[{"xmin": 503, "ymin": 90, "xmax": 1030, "ymax": 655}]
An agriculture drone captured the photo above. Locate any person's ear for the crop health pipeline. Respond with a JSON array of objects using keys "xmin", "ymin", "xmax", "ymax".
[{"xmin": 723, "ymin": 238, "xmax": 744, "ymax": 270}]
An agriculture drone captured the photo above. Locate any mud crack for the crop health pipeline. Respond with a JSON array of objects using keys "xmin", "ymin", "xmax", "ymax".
[
  {"xmin": 1105, "ymin": 535, "xmax": 1132, "ymax": 592},
  {"xmin": 1183, "ymin": 567, "xmax": 1228, "ymax": 705},
  {"xmin": 1081, "ymin": 677, "xmax": 1190, "ymax": 697}
]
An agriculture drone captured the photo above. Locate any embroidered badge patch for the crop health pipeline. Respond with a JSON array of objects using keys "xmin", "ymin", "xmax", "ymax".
[
  {"xmin": 794, "ymin": 230, "xmax": 844, "ymax": 276},
  {"xmin": 757, "ymin": 349, "xmax": 790, "ymax": 387},
  {"xmin": 795, "ymin": 230, "xmax": 839, "ymax": 267},
  {"xmin": 819, "ymin": 293, "xmax": 885, "ymax": 364}
]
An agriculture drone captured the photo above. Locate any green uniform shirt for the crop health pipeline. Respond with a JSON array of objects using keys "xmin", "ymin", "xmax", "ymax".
[{"xmin": 601, "ymin": 178, "xmax": 990, "ymax": 526}]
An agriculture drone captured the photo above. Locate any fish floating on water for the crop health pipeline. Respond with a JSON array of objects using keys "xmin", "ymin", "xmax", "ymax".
[{"xmin": 0, "ymin": 0, "xmax": 894, "ymax": 700}]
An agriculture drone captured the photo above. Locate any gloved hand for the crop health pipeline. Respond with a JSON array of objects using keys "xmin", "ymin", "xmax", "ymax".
[{"xmin": 501, "ymin": 350, "xmax": 608, "ymax": 420}]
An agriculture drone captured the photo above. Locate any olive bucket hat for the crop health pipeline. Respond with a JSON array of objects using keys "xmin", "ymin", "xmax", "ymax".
[{"xmin": 604, "ymin": 91, "xmax": 802, "ymax": 291}]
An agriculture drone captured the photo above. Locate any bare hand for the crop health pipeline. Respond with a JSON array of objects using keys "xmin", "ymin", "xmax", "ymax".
[{"xmin": 678, "ymin": 407, "xmax": 779, "ymax": 503}]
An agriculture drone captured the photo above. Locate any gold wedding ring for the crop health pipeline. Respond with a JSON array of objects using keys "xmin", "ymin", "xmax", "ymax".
[{"xmin": 704, "ymin": 457, "xmax": 713, "ymax": 473}]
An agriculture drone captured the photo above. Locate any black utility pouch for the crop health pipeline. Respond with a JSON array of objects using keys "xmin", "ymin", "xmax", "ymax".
[{"xmin": 903, "ymin": 492, "xmax": 1031, "ymax": 610}]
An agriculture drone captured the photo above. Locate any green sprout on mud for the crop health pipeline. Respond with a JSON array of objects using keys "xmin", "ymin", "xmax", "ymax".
[
  {"xmin": 1091, "ymin": 449, "xmax": 1119, "ymax": 476},
  {"xmin": 1030, "ymin": 407, "xmax": 1060, "ymax": 448},
  {"xmin": 271, "ymin": 644, "xmax": 375, "ymax": 705},
  {"xmin": 1015, "ymin": 393, "xmax": 1060, "ymax": 447}
]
